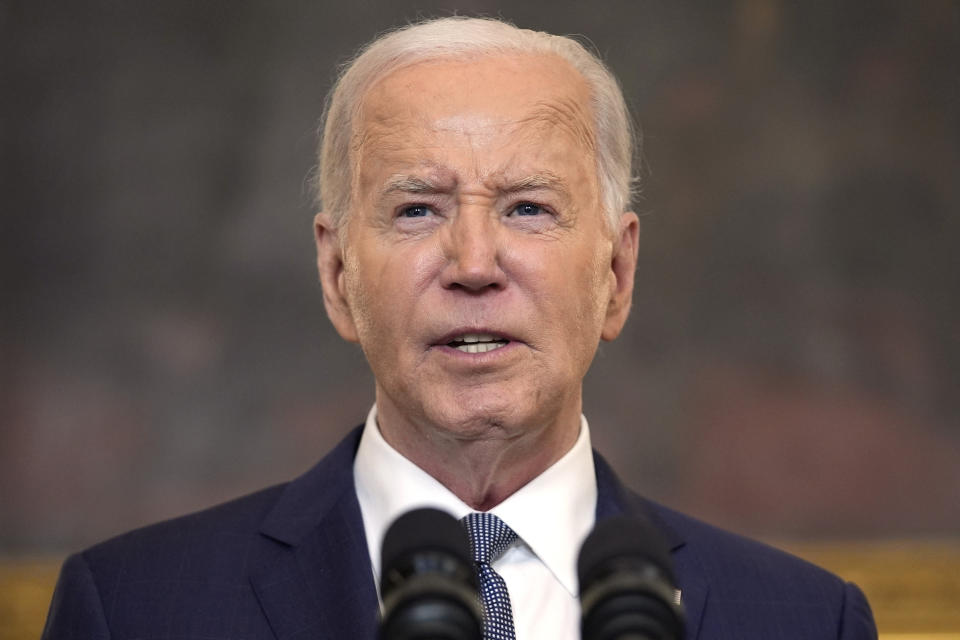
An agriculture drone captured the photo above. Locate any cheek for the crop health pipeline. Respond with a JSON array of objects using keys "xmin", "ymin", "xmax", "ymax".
[
  {"xmin": 344, "ymin": 241, "xmax": 444, "ymax": 338},
  {"xmin": 508, "ymin": 242, "xmax": 609, "ymax": 338},
  {"xmin": 560, "ymin": 245, "xmax": 614, "ymax": 341}
]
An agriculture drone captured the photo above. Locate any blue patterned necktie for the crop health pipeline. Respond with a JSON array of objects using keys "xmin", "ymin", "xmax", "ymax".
[{"xmin": 461, "ymin": 512, "xmax": 519, "ymax": 640}]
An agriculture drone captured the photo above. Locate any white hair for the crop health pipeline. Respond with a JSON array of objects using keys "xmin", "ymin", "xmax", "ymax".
[{"xmin": 315, "ymin": 16, "xmax": 637, "ymax": 231}]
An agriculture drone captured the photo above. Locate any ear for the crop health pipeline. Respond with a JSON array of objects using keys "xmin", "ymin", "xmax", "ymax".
[
  {"xmin": 314, "ymin": 212, "xmax": 360, "ymax": 343},
  {"xmin": 601, "ymin": 212, "xmax": 640, "ymax": 341}
]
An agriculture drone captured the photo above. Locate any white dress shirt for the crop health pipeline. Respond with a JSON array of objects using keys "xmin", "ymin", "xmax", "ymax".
[{"xmin": 354, "ymin": 405, "xmax": 597, "ymax": 640}]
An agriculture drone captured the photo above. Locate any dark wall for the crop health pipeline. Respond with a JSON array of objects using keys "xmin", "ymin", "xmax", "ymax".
[{"xmin": 3, "ymin": 0, "xmax": 958, "ymax": 552}]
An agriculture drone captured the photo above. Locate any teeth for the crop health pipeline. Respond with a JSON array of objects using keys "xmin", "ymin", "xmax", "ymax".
[
  {"xmin": 446, "ymin": 333, "xmax": 509, "ymax": 353},
  {"xmin": 455, "ymin": 341, "xmax": 506, "ymax": 354}
]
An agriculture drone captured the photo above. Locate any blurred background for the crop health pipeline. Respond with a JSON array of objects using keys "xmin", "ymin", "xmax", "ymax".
[{"xmin": 2, "ymin": 0, "xmax": 959, "ymax": 636}]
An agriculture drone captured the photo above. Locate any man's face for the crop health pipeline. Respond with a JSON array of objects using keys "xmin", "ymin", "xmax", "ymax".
[{"xmin": 317, "ymin": 53, "xmax": 637, "ymax": 451}]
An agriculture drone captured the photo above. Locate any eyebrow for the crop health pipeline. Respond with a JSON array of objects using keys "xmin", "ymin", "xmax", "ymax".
[
  {"xmin": 499, "ymin": 172, "xmax": 569, "ymax": 196},
  {"xmin": 379, "ymin": 171, "xmax": 570, "ymax": 198},
  {"xmin": 381, "ymin": 175, "xmax": 448, "ymax": 195}
]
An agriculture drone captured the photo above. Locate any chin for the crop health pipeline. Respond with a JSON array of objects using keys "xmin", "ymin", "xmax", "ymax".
[{"xmin": 424, "ymin": 391, "xmax": 549, "ymax": 442}]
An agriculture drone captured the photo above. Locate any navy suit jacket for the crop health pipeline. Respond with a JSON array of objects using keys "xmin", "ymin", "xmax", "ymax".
[{"xmin": 43, "ymin": 426, "xmax": 877, "ymax": 639}]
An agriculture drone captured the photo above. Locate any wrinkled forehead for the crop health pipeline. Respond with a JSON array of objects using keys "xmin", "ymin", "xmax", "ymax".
[{"xmin": 351, "ymin": 52, "xmax": 598, "ymax": 167}]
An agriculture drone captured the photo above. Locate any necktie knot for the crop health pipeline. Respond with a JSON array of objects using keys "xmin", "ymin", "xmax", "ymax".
[{"xmin": 461, "ymin": 512, "xmax": 518, "ymax": 565}]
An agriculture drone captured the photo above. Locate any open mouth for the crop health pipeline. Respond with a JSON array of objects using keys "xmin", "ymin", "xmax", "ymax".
[{"xmin": 446, "ymin": 333, "xmax": 510, "ymax": 354}]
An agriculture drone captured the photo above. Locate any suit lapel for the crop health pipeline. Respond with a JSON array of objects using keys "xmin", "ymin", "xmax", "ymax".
[
  {"xmin": 594, "ymin": 452, "xmax": 709, "ymax": 640},
  {"xmin": 251, "ymin": 428, "xmax": 379, "ymax": 640}
]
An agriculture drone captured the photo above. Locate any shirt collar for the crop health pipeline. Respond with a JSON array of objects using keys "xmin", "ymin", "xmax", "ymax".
[{"xmin": 353, "ymin": 405, "xmax": 597, "ymax": 596}]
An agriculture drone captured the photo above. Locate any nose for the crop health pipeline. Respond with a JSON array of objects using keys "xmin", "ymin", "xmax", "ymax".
[{"xmin": 439, "ymin": 207, "xmax": 507, "ymax": 292}]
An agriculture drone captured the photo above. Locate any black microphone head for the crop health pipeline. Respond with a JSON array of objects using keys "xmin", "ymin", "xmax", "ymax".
[
  {"xmin": 578, "ymin": 515, "xmax": 676, "ymax": 588},
  {"xmin": 381, "ymin": 508, "xmax": 473, "ymax": 593},
  {"xmin": 379, "ymin": 508, "xmax": 481, "ymax": 640},
  {"xmin": 578, "ymin": 516, "xmax": 684, "ymax": 640}
]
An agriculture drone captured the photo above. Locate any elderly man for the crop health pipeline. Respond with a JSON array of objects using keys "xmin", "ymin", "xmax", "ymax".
[{"xmin": 43, "ymin": 17, "xmax": 876, "ymax": 640}]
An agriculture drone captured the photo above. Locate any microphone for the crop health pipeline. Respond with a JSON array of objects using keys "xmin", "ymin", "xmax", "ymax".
[
  {"xmin": 578, "ymin": 516, "xmax": 685, "ymax": 640},
  {"xmin": 379, "ymin": 508, "xmax": 483, "ymax": 640}
]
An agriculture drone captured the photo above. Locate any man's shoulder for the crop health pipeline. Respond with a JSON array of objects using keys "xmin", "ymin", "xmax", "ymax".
[
  {"xmin": 595, "ymin": 451, "xmax": 875, "ymax": 637},
  {"xmin": 598, "ymin": 454, "xmax": 849, "ymax": 597},
  {"xmin": 80, "ymin": 482, "xmax": 288, "ymax": 579},
  {"xmin": 44, "ymin": 484, "xmax": 296, "ymax": 639},
  {"xmin": 638, "ymin": 498, "xmax": 876, "ymax": 638},
  {"xmin": 44, "ymin": 429, "xmax": 371, "ymax": 639},
  {"xmin": 80, "ymin": 425, "xmax": 365, "ymax": 571},
  {"xmin": 651, "ymin": 499, "xmax": 843, "ymax": 592}
]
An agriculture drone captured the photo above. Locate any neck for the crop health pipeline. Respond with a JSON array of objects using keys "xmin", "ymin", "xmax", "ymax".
[{"xmin": 375, "ymin": 396, "xmax": 581, "ymax": 511}]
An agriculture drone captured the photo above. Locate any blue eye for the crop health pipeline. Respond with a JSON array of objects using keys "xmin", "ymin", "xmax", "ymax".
[
  {"xmin": 513, "ymin": 202, "xmax": 544, "ymax": 216},
  {"xmin": 400, "ymin": 205, "xmax": 432, "ymax": 218}
]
